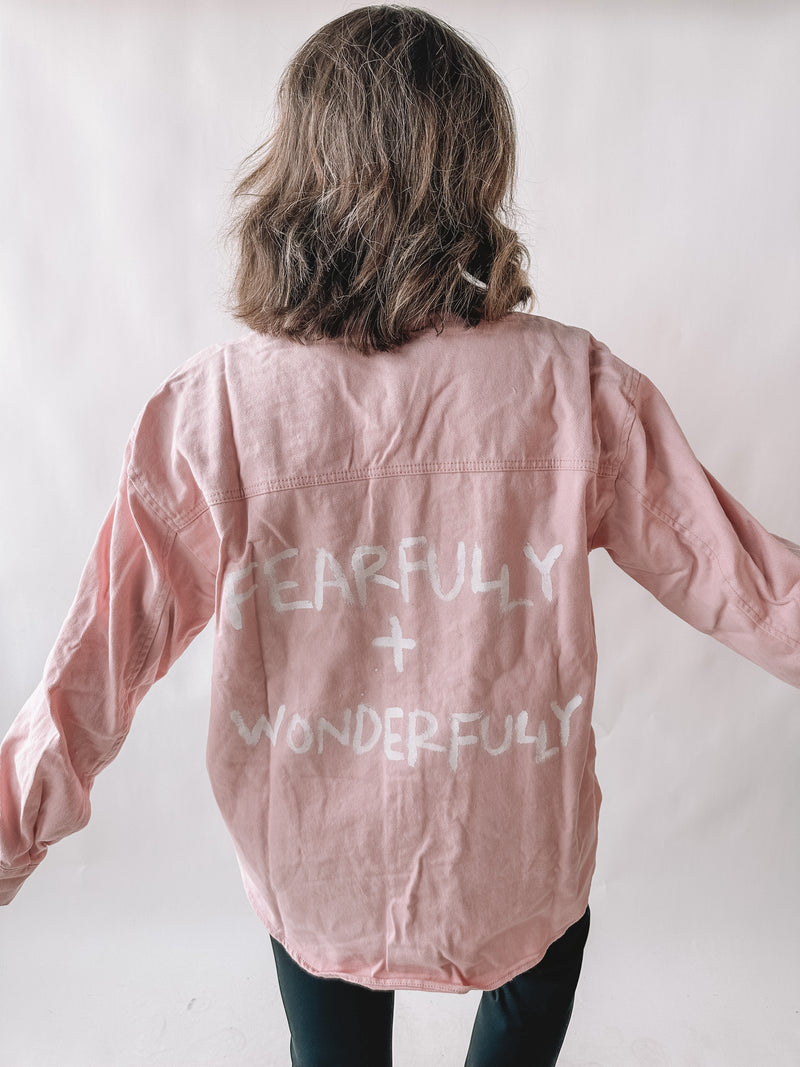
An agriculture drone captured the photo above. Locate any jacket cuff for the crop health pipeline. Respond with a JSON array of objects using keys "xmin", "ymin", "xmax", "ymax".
[{"xmin": 0, "ymin": 863, "xmax": 39, "ymax": 905}]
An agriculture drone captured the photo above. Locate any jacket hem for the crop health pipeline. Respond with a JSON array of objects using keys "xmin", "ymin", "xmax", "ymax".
[{"xmin": 244, "ymin": 878, "xmax": 591, "ymax": 994}]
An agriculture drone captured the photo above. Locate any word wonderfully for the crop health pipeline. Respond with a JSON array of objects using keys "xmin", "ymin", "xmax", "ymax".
[
  {"xmin": 230, "ymin": 696, "xmax": 582, "ymax": 774},
  {"xmin": 225, "ymin": 536, "xmax": 564, "ymax": 629}
]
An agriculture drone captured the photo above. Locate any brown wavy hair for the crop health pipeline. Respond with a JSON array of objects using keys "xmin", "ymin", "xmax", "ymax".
[{"xmin": 224, "ymin": 5, "xmax": 533, "ymax": 354}]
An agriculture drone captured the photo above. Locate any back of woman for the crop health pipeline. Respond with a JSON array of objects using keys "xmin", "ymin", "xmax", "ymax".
[{"xmin": 2, "ymin": 6, "xmax": 798, "ymax": 1066}]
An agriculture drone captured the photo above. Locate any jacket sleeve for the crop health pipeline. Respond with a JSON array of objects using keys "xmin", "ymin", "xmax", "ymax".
[
  {"xmin": 591, "ymin": 370, "xmax": 800, "ymax": 688},
  {"xmin": 0, "ymin": 437, "xmax": 217, "ymax": 905}
]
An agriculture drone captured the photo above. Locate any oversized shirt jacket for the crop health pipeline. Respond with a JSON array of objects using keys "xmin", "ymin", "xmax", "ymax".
[{"xmin": 2, "ymin": 313, "xmax": 799, "ymax": 992}]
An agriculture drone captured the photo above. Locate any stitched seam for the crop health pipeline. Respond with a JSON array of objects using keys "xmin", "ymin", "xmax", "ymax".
[
  {"xmin": 0, "ymin": 860, "xmax": 41, "ymax": 876},
  {"xmin": 130, "ymin": 471, "xmax": 218, "ymax": 578},
  {"xmin": 181, "ymin": 459, "xmax": 612, "ymax": 530},
  {"xmin": 118, "ymin": 522, "xmax": 176, "ymax": 746},
  {"xmin": 617, "ymin": 470, "xmax": 800, "ymax": 651},
  {"xmin": 616, "ymin": 365, "xmax": 641, "ymax": 470},
  {"xmin": 128, "ymin": 468, "xmax": 180, "ymax": 531},
  {"xmin": 204, "ymin": 458, "xmax": 607, "ymax": 498},
  {"xmin": 80, "ymin": 520, "xmax": 175, "ymax": 781},
  {"xmin": 588, "ymin": 366, "xmax": 641, "ymax": 551},
  {"xmin": 131, "ymin": 458, "xmax": 612, "ymax": 531},
  {"xmin": 174, "ymin": 523, "xmax": 218, "ymax": 578},
  {"xmin": 129, "ymin": 520, "xmax": 176, "ymax": 687}
]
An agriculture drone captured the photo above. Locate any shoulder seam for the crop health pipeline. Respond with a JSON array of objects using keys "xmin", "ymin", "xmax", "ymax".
[{"xmin": 588, "ymin": 364, "xmax": 641, "ymax": 551}]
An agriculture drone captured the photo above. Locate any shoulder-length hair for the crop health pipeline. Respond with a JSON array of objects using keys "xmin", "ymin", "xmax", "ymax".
[{"xmin": 225, "ymin": 5, "xmax": 533, "ymax": 354}]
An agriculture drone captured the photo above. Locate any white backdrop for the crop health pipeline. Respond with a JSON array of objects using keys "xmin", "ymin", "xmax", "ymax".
[{"xmin": 1, "ymin": 2, "xmax": 798, "ymax": 1065}]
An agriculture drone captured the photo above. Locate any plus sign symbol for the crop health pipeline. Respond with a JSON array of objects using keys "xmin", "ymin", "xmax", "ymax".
[{"xmin": 371, "ymin": 615, "xmax": 417, "ymax": 673}]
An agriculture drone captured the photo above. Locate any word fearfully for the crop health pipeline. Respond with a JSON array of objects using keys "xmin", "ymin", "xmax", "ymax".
[
  {"xmin": 225, "ymin": 536, "xmax": 564, "ymax": 630},
  {"xmin": 230, "ymin": 695, "xmax": 582, "ymax": 774}
]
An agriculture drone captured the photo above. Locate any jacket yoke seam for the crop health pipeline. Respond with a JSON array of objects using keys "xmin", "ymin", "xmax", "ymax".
[{"xmin": 174, "ymin": 458, "xmax": 616, "ymax": 529}]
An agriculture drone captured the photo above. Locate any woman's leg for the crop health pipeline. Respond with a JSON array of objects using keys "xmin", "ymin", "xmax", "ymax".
[
  {"xmin": 270, "ymin": 937, "xmax": 395, "ymax": 1067},
  {"xmin": 464, "ymin": 907, "xmax": 590, "ymax": 1067}
]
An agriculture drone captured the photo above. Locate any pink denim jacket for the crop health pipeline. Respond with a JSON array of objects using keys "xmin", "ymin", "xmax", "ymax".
[{"xmin": 1, "ymin": 313, "xmax": 798, "ymax": 992}]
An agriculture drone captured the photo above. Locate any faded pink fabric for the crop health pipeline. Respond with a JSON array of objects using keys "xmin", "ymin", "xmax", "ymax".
[{"xmin": 1, "ymin": 313, "xmax": 799, "ymax": 991}]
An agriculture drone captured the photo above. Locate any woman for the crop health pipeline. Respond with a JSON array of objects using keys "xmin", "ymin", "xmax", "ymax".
[{"xmin": 2, "ymin": 6, "xmax": 798, "ymax": 1066}]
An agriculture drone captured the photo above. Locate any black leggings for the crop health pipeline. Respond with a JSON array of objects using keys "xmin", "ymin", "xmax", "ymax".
[{"xmin": 270, "ymin": 906, "xmax": 590, "ymax": 1067}]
